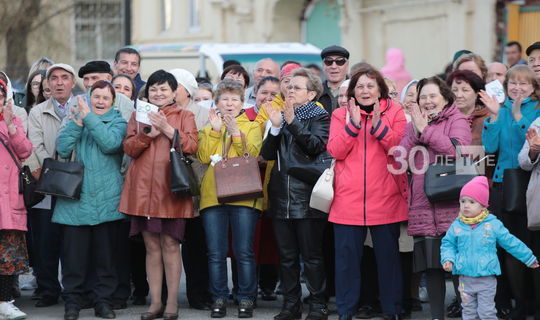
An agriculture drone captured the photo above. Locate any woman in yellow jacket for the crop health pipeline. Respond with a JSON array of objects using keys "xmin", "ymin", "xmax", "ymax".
[{"xmin": 197, "ymin": 80, "xmax": 262, "ymax": 318}]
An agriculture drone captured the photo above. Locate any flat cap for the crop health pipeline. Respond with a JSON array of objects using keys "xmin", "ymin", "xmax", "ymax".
[
  {"xmin": 78, "ymin": 60, "xmax": 113, "ymax": 78},
  {"xmin": 321, "ymin": 45, "xmax": 350, "ymax": 59},
  {"xmin": 46, "ymin": 63, "xmax": 76, "ymax": 79},
  {"xmin": 526, "ymin": 42, "xmax": 540, "ymax": 56}
]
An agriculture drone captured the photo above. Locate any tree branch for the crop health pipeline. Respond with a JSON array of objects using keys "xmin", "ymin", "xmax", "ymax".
[{"xmin": 28, "ymin": 3, "xmax": 75, "ymax": 32}]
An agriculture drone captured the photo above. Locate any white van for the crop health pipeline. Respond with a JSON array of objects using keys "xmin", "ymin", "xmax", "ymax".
[{"xmin": 133, "ymin": 42, "xmax": 322, "ymax": 83}]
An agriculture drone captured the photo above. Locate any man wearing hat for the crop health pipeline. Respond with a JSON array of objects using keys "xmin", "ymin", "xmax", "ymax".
[
  {"xmin": 319, "ymin": 45, "xmax": 350, "ymax": 115},
  {"xmin": 78, "ymin": 60, "xmax": 133, "ymax": 121},
  {"xmin": 527, "ymin": 42, "xmax": 540, "ymax": 80},
  {"xmin": 27, "ymin": 63, "xmax": 78, "ymax": 308}
]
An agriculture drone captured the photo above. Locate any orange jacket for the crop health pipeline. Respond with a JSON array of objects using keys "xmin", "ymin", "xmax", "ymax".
[{"xmin": 119, "ymin": 106, "xmax": 198, "ymax": 219}]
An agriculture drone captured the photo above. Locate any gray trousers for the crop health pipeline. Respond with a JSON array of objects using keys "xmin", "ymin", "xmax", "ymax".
[{"xmin": 459, "ymin": 275, "xmax": 497, "ymax": 320}]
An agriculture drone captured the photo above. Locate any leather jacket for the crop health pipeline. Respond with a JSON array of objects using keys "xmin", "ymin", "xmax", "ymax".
[{"xmin": 261, "ymin": 112, "xmax": 330, "ymax": 219}]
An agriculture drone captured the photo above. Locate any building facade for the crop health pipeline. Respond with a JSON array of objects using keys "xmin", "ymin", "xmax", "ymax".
[{"xmin": 131, "ymin": 0, "xmax": 499, "ymax": 79}]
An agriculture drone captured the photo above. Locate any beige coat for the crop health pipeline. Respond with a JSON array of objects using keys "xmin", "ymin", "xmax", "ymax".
[
  {"xmin": 28, "ymin": 98, "xmax": 77, "ymax": 167},
  {"xmin": 518, "ymin": 118, "xmax": 540, "ymax": 230},
  {"xmin": 13, "ymin": 105, "xmax": 28, "ymax": 132},
  {"xmin": 185, "ymin": 101, "xmax": 210, "ymax": 129}
]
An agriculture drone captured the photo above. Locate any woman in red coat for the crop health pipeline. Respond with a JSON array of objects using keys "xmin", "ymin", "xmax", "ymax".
[{"xmin": 327, "ymin": 65, "xmax": 408, "ymax": 320}]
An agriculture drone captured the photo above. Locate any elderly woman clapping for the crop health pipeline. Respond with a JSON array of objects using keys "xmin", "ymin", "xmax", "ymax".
[
  {"xmin": 53, "ymin": 80, "xmax": 127, "ymax": 320},
  {"xmin": 262, "ymin": 68, "xmax": 330, "ymax": 320}
]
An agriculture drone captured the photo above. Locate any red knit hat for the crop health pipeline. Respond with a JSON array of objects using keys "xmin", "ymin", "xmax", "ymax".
[
  {"xmin": 460, "ymin": 176, "xmax": 489, "ymax": 207},
  {"xmin": 280, "ymin": 63, "xmax": 301, "ymax": 79}
]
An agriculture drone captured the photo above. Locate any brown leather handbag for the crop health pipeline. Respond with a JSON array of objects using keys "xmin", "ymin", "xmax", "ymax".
[{"xmin": 214, "ymin": 133, "xmax": 263, "ymax": 203}]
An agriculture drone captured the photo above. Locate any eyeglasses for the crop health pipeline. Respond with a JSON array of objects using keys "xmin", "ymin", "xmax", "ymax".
[
  {"xmin": 31, "ymin": 81, "xmax": 41, "ymax": 88},
  {"xmin": 389, "ymin": 91, "xmax": 398, "ymax": 98},
  {"xmin": 286, "ymin": 85, "xmax": 308, "ymax": 92},
  {"xmin": 323, "ymin": 57, "xmax": 348, "ymax": 66}
]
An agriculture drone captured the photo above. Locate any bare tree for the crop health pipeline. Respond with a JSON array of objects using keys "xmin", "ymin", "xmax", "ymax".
[{"xmin": 0, "ymin": 0, "xmax": 74, "ymax": 84}]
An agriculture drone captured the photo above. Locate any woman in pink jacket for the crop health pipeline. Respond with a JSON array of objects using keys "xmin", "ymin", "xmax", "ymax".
[
  {"xmin": 399, "ymin": 76, "xmax": 471, "ymax": 320},
  {"xmin": 0, "ymin": 79, "xmax": 33, "ymax": 319},
  {"xmin": 327, "ymin": 65, "xmax": 409, "ymax": 320}
]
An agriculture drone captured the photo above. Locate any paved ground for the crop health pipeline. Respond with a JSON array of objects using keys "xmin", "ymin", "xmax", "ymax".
[{"xmin": 15, "ymin": 271, "xmax": 451, "ymax": 320}]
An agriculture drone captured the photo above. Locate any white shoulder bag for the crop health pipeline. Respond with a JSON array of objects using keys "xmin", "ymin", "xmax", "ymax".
[{"xmin": 309, "ymin": 160, "xmax": 335, "ymax": 213}]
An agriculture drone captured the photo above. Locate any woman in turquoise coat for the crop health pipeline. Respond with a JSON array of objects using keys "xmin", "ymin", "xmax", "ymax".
[
  {"xmin": 53, "ymin": 81, "xmax": 127, "ymax": 320},
  {"xmin": 481, "ymin": 65, "xmax": 540, "ymax": 320}
]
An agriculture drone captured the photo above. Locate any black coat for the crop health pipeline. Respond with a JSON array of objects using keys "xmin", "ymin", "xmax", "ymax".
[
  {"xmin": 318, "ymin": 81, "xmax": 338, "ymax": 116},
  {"xmin": 261, "ymin": 113, "xmax": 330, "ymax": 219}
]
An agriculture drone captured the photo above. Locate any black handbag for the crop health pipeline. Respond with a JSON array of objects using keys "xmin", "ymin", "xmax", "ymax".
[
  {"xmin": 502, "ymin": 168, "xmax": 530, "ymax": 214},
  {"xmin": 170, "ymin": 129, "xmax": 199, "ymax": 196},
  {"xmin": 35, "ymin": 152, "xmax": 84, "ymax": 200},
  {"xmin": 424, "ymin": 138, "xmax": 479, "ymax": 202},
  {"xmin": 287, "ymin": 148, "xmax": 334, "ymax": 185},
  {"xmin": 0, "ymin": 137, "xmax": 44, "ymax": 208}
]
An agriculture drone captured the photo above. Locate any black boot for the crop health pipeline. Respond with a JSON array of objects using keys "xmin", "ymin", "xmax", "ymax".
[
  {"xmin": 64, "ymin": 306, "xmax": 80, "ymax": 320},
  {"xmin": 94, "ymin": 303, "xmax": 115, "ymax": 319},
  {"xmin": 305, "ymin": 305, "xmax": 329, "ymax": 320},
  {"xmin": 274, "ymin": 301, "xmax": 303, "ymax": 320}
]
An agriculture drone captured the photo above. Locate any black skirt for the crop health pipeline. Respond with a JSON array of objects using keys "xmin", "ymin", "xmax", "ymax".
[{"xmin": 413, "ymin": 236, "xmax": 443, "ymax": 273}]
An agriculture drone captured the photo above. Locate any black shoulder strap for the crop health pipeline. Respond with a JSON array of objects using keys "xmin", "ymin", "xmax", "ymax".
[{"xmin": 0, "ymin": 137, "xmax": 22, "ymax": 170}]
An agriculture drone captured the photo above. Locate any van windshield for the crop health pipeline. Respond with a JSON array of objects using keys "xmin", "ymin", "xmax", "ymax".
[{"xmin": 221, "ymin": 53, "xmax": 321, "ymax": 72}]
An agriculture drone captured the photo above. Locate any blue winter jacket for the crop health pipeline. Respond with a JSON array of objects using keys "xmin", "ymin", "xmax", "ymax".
[
  {"xmin": 52, "ymin": 109, "xmax": 127, "ymax": 226},
  {"xmin": 441, "ymin": 214, "xmax": 536, "ymax": 277},
  {"xmin": 482, "ymin": 97, "xmax": 540, "ymax": 182}
]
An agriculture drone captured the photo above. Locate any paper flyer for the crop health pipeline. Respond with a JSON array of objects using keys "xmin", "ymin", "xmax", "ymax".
[{"xmin": 135, "ymin": 100, "xmax": 159, "ymax": 125}]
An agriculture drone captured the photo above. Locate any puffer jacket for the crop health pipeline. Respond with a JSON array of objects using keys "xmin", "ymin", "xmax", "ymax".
[
  {"xmin": 399, "ymin": 104, "xmax": 472, "ymax": 236},
  {"xmin": 328, "ymin": 98, "xmax": 409, "ymax": 226},
  {"xmin": 441, "ymin": 214, "xmax": 536, "ymax": 277},
  {"xmin": 52, "ymin": 110, "xmax": 127, "ymax": 226},
  {"xmin": 482, "ymin": 97, "xmax": 540, "ymax": 182},
  {"xmin": 261, "ymin": 104, "xmax": 330, "ymax": 219}
]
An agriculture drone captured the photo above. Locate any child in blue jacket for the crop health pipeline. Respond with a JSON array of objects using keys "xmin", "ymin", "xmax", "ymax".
[{"xmin": 441, "ymin": 176, "xmax": 539, "ymax": 320}]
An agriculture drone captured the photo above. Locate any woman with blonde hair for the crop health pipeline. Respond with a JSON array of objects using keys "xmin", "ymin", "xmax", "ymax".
[
  {"xmin": 481, "ymin": 64, "xmax": 540, "ymax": 320},
  {"xmin": 454, "ymin": 53, "xmax": 488, "ymax": 80}
]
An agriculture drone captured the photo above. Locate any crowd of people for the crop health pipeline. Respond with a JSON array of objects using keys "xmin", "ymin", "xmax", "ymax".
[{"xmin": 0, "ymin": 39, "xmax": 540, "ymax": 320}]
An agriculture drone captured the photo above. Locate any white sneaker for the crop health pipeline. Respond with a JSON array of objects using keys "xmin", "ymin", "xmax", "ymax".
[
  {"xmin": 0, "ymin": 301, "xmax": 27, "ymax": 320},
  {"xmin": 19, "ymin": 278, "xmax": 36, "ymax": 290}
]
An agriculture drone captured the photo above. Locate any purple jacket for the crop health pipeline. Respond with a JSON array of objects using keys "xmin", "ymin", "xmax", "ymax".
[{"xmin": 398, "ymin": 104, "xmax": 471, "ymax": 236}]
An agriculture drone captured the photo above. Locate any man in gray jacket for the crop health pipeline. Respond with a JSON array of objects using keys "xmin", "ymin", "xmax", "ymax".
[{"xmin": 27, "ymin": 63, "xmax": 78, "ymax": 308}]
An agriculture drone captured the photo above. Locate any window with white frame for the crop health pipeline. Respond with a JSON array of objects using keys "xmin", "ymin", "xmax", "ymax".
[
  {"xmin": 74, "ymin": 0, "xmax": 125, "ymax": 62},
  {"xmin": 189, "ymin": 0, "xmax": 200, "ymax": 32}
]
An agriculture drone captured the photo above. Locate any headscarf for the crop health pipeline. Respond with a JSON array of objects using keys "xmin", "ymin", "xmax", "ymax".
[{"xmin": 400, "ymin": 79, "xmax": 419, "ymax": 104}]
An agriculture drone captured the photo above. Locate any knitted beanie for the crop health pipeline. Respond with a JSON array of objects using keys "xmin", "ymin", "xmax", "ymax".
[{"xmin": 460, "ymin": 176, "xmax": 489, "ymax": 207}]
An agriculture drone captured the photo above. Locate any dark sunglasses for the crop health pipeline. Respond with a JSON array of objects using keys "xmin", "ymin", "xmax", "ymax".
[{"xmin": 323, "ymin": 57, "xmax": 347, "ymax": 66}]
